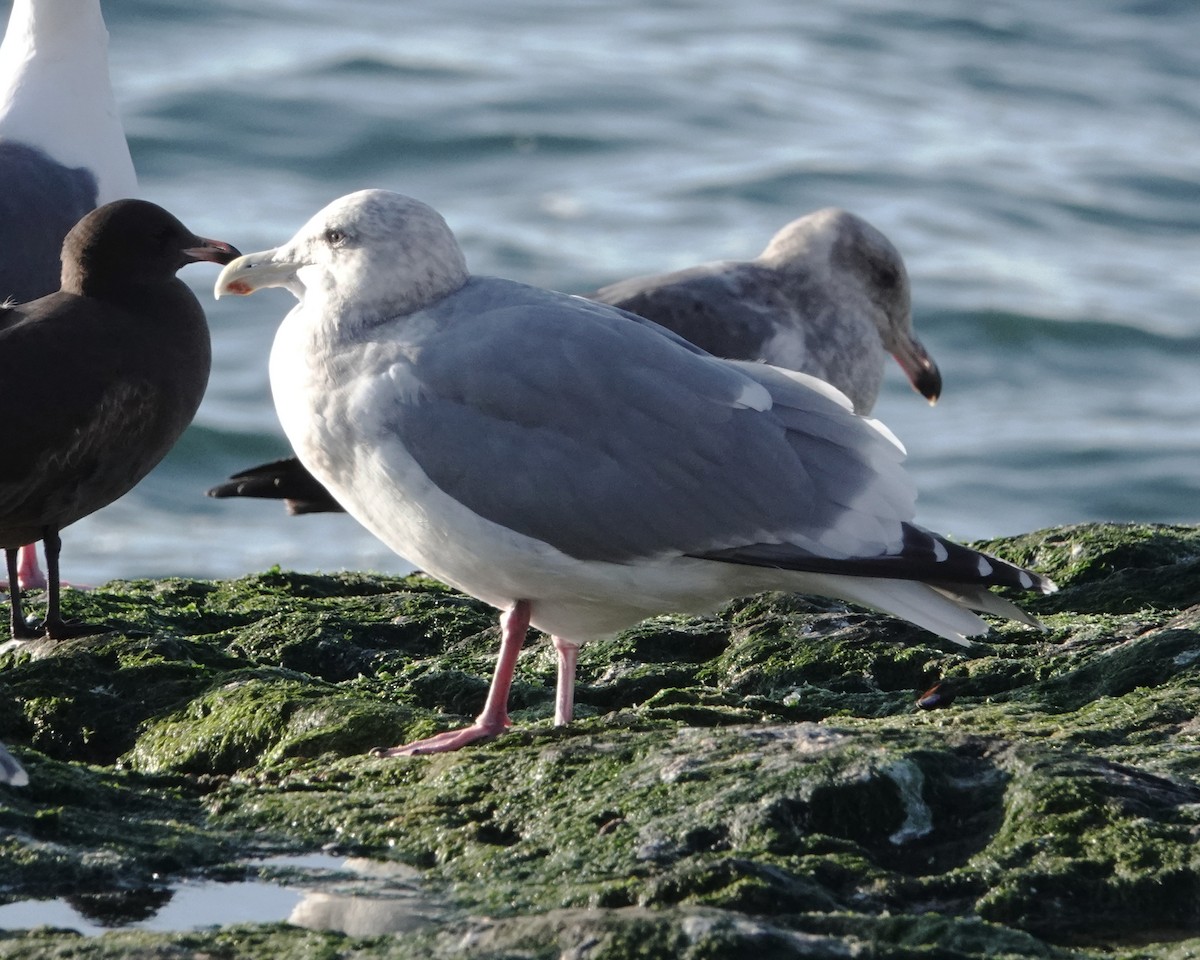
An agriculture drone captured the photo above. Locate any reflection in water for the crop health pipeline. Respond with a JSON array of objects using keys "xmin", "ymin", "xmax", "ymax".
[
  {"xmin": 0, "ymin": 879, "xmax": 302, "ymax": 936},
  {"xmin": 285, "ymin": 857, "xmax": 447, "ymax": 937},
  {"xmin": 0, "ymin": 854, "xmax": 449, "ymax": 937},
  {"xmin": 67, "ymin": 887, "xmax": 175, "ymax": 927}
]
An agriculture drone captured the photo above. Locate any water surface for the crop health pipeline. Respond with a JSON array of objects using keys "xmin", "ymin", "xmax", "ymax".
[{"xmin": 4, "ymin": 0, "xmax": 1197, "ymax": 582}]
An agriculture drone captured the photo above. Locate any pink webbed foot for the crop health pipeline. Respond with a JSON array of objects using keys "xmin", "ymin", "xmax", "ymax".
[
  {"xmin": 373, "ymin": 599, "xmax": 530, "ymax": 758},
  {"xmin": 372, "ymin": 717, "xmax": 510, "ymax": 757}
]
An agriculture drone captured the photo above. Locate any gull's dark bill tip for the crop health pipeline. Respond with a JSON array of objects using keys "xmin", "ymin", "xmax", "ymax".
[{"xmin": 915, "ymin": 359, "xmax": 943, "ymax": 405}]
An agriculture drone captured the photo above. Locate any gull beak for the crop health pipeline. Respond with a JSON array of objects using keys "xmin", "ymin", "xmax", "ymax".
[
  {"xmin": 891, "ymin": 335, "xmax": 943, "ymax": 405},
  {"xmin": 214, "ymin": 248, "xmax": 305, "ymax": 299},
  {"xmin": 182, "ymin": 236, "xmax": 241, "ymax": 266}
]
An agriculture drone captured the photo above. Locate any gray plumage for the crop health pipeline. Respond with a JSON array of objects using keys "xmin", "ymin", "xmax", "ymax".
[
  {"xmin": 0, "ymin": 0, "xmax": 137, "ymax": 304},
  {"xmin": 382, "ymin": 279, "xmax": 907, "ymax": 566}
]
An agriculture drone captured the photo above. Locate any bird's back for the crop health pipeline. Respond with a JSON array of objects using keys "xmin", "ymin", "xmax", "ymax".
[
  {"xmin": 0, "ymin": 141, "xmax": 98, "ymax": 302},
  {"xmin": 594, "ymin": 262, "xmax": 788, "ymax": 361},
  {"xmin": 592, "ymin": 260, "xmax": 884, "ymax": 411}
]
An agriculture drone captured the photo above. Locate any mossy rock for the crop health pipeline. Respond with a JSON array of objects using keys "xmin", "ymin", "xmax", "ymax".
[{"xmin": 2, "ymin": 522, "xmax": 1200, "ymax": 958}]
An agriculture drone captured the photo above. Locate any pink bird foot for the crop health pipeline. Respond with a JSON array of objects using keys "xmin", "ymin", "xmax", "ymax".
[
  {"xmin": 373, "ymin": 599, "xmax": 529, "ymax": 757},
  {"xmin": 373, "ymin": 718, "xmax": 511, "ymax": 757}
]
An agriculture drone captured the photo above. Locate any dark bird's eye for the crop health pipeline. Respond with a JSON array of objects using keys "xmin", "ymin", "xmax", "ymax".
[{"xmin": 324, "ymin": 228, "xmax": 347, "ymax": 247}]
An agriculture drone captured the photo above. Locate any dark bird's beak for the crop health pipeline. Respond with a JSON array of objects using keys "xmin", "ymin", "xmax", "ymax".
[
  {"xmin": 183, "ymin": 237, "xmax": 241, "ymax": 267},
  {"xmin": 891, "ymin": 336, "xmax": 943, "ymax": 405}
]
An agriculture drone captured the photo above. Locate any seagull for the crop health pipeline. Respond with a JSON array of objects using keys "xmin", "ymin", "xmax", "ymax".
[
  {"xmin": 0, "ymin": 0, "xmax": 139, "ymax": 592},
  {"xmin": 215, "ymin": 189, "xmax": 1053, "ymax": 756},
  {"xmin": 591, "ymin": 207, "xmax": 940, "ymax": 414},
  {"xmin": 207, "ymin": 208, "xmax": 939, "ymax": 514},
  {"xmin": 1, "ymin": 199, "xmax": 239, "ymax": 641}
]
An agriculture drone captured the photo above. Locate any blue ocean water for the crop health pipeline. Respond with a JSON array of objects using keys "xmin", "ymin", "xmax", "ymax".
[{"xmin": 6, "ymin": 0, "xmax": 1199, "ymax": 584}]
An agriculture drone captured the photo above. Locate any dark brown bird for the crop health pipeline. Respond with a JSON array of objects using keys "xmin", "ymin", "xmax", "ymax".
[{"xmin": 1, "ymin": 199, "xmax": 239, "ymax": 640}]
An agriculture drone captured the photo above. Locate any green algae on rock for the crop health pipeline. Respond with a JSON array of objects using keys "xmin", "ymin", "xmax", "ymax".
[{"xmin": 1, "ymin": 522, "xmax": 1200, "ymax": 958}]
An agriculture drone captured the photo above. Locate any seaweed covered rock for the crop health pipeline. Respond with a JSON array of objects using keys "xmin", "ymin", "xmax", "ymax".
[{"xmin": 1, "ymin": 522, "xmax": 1199, "ymax": 958}]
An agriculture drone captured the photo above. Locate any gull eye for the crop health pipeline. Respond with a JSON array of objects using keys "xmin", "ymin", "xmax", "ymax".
[{"xmin": 323, "ymin": 228, "xmax": 348, "ymax": 247}]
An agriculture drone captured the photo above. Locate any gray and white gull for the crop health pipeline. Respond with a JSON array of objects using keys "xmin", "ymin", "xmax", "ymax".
[
  {"xmin": 590, "ymin": 207, "xmax": 940, "ymax": 414},
  {"xmin": 215, "ymin": 189, "xmax": 1053, "ymax": 756},
  {"xmin": 208, "ymin": 207, "xmax": 938, "ymax": 513}
]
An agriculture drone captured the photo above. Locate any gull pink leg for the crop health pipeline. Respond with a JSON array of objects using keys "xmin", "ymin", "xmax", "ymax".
[
  {"xmin": 16, "ymin": 545, "xmax": 46, "ymax": 591},
  {"xmin": 377, "ymin": 599, "xmax": 532, "ymax": 756},
  {"xmin": 1, "ymin": 544, "xmax": 43, "ymax": 593},
  {"xmin": 552, "ymin": 636, "xmax": 580, "ymax": 726}
]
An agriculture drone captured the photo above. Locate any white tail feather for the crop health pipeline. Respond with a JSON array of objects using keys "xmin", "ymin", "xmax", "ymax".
[{"xmin": 809, "ymin": 573, "xmax": 995, "ymax": 645}]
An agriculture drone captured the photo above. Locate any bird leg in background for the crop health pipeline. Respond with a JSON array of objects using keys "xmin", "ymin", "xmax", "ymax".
[
  {"xmin": 40, "ymin": 528, "xmax": 107, "ymax": 640},
  {"xmin": 377, "ymin": 599, "xmax": 532, "ymax": 756},
  {"xmin": 5, "ymin": 548, "xmax": 39, "ymax": 641},
  {"xmin": 16, "ymin": 545, "xmax": 47, "ymax": 591},
  {"xmin": 553, "ymin": 636, "xmax": 580, "ymax": 726}
]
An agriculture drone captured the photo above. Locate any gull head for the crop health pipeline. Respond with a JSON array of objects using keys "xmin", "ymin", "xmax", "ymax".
[
  {"xmin": 823, "ymin": 210, "xmax": 942, "ymax": 405},
  {"xmin": 215, "ymin": 189, "xmax": 470, "ymax": 324},
  {"xmin": 762, "ymin": 208, "xmax": 942, "ymax": 406}
]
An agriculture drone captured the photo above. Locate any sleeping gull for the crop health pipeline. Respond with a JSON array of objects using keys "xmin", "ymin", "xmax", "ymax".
[
  {"xmin": 0, "ymin": 0, "xmax": 139, "ymax": 591},
  {"xmin": 214, "ymin": 189, "xmax": 1053, "ymax": 755},
  {"xmin": 207, "ymin": 208, "xmax": 939, "ymax": 513},
  {"xmin": 1, "ymin": 200, "xmax": 238, "ymax": 641}
]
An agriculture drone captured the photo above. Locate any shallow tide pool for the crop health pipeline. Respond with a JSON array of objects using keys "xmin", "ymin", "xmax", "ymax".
[{"xmin": 0, "ymin": 853, "xmax": 448, "ymax": 938}]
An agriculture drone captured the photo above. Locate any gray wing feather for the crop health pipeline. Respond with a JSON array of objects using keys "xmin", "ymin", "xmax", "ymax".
[
  {"xmin": 592, "ymin": 260, "xmax": 888, "ymax": 414},
  {"xmin": 385, "ymin": 279, "xmax": 911, "ymax": 564},
  {"xmin": 592, "ymin": 264, "xmax": 793, "ymax": 364}
]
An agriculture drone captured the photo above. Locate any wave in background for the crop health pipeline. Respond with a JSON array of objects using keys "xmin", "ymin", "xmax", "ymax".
[{"xmin": 4, "ymin": 0, "xmax": 1197, "ymax": 582}]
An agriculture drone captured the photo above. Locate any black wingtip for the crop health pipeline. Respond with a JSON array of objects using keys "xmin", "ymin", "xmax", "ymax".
[
  {"xmin": 206, "ymin": 457, "xmax": 345, "ymax": 514},
  {"xmin": 691, "ymin": 523, "xmax": 1053, "ymax": 596},
  {"xmin": 895, "ymin": 524, "xmax": 1055, "ymax": 594}
]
